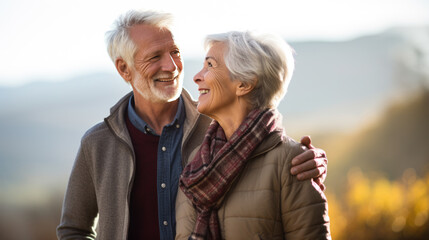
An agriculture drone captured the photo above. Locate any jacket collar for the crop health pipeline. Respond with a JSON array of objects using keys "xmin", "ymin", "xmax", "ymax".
[
  {"xmin": 104, "ymin": 91, "xmax": 133, "ymax": 148},
  {"xmin": 250, "ymin": 127, "xmax": 285, "ymax": 159},
  {"xmin": 104, "ymin": 89, "xmax": 202, "ymax": 149},
  {"xmin": 181, "ymin": 89, "xmax": 201, "ymax": 149}
]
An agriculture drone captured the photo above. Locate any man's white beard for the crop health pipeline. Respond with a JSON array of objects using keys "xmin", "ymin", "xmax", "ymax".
[{"xmin": 132, "ymin": 70, "xmax": 183, "ymax": 103}]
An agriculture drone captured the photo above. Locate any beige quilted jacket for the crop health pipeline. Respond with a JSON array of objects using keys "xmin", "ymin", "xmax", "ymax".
[{"xmin": 175, "ymin": 130, "xmax": 331, "ymax": 240}]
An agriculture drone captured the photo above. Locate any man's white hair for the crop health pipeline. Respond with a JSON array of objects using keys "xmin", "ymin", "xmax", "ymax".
[{"xmin": 105, "ymin": 10, "xmax": 174, "ymax": 68}]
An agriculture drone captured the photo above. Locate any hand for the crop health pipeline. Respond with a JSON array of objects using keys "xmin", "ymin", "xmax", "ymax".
[{"xmin": 290, "ymin": 136, "xmax": 327, "ymax": 191}]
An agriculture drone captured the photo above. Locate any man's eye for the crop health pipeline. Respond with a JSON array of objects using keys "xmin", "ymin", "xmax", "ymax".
[
  {"xmin": 207, "ymin": 61, "xmax": 213, "ymax": 67},
  {"xmin": 172, "ymin": 50, "xmax": 181, "ymax": 57},
  {"xmin": 150, "ymin": 56, "xmax": 160, "ymax": 60}
]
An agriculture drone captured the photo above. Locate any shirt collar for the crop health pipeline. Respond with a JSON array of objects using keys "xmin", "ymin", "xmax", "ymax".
[{"xmin": 127, "ymin": 93, "xmax": 186, "ymax": 135}]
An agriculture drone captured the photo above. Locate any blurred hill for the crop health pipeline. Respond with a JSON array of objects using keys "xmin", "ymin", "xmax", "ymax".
[
  {"xmin": 0, "ymin": 73, "xmax": 131, "ymax": 204},
  {"xmin": 1, "ymin": 26, "xmax": 428, "ymax": 206},
  {"xmin": 322, "ymin": 89, "xmax": 429, "ymax": 191},
  {"xmin": 281, "ymin": 26, "xmax": 429, "ymax": 134}
]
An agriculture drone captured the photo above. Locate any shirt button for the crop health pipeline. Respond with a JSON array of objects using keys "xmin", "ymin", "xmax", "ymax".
[
  {"xmin": 176, "ymin": 124, "xmax": 180, "ymax": 128},
  {"xmin": 162, "ymin": 146, "xmax": 167, "ymax": 151},
  {"xmin": 161, "ymin": 183, "xmax": 166, "ymax": 188},
  {"xmin": 163, "ymin": 221, "xmax": 168, "ymax": 226}
]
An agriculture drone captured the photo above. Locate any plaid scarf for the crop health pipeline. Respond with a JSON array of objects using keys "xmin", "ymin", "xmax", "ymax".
[{"xmin": 179, "ymin": 108, "xmax": 281, "ymax": 240}]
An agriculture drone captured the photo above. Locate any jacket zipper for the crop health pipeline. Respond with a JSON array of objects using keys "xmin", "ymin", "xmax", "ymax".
[{"xmin": 104, "ymin": 118, "xmax": 136, "ymax": 240}]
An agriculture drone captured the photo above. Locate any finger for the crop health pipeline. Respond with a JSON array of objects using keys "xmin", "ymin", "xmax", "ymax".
[
  {"xmin": 320, "ymin": 171, "xmax": 327, "ymax": 184},
  {"xmin": 314, "ymin": 178, "xmax": 326, "ymax": 191},
  {"xmin": 321, "ymin": 161, "xmax": 327, "ymax": 183},
  {"xmin": 300, "ymin": 135, "xmax": 314, "ymax": 149},
  {"xmin": 291, "ymin": 148, "xmax": 326, "ymax": 166},
  {"xmin": 291, "ymin": 157, "xmax": 325, "ymax": 175},
  {"xmin": 314, "ymin": 148, "xmax": 327, "ymax": 158},
  {"xmin": 296, "ymin": 166, "xmax": 326, "ymax": 180}
]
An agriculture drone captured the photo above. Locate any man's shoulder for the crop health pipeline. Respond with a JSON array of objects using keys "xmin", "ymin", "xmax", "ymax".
[
  {"xmin": 81, "ymin": 121, "xmax": 111, "ymax": 143},
  {"xmin": 81, "ymin": 92, "xmax": 131, "ymax": 144}
]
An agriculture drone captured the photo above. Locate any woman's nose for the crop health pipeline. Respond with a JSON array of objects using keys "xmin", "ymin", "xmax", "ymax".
[{"xmin": 193, "ymin": 69, "xmax": 204, "ymax": 83}]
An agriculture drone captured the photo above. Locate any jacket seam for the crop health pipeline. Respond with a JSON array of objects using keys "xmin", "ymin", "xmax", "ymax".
[
  {"xmin": 81, "ymin": 139, "xmax": 96, "ymax": 196},
  {"xmin": 281, "ymin": 201, "xmax": 327, "ymax": 215},
  {"xmin": 283, "ymin": 220, "xmax": 330, "ymax": 234},
  {"xmin": 224, "ymin": 216, "xmax": 281, "ymax": 221},
  {"xmin": 226, "ymin": 188, "xmax": 280, "ymax": 193}
]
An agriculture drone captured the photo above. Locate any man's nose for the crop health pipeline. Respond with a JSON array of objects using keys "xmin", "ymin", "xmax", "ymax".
[{"xmin": 161, "ymin": 54, "xmax": 178, "ymax": 72}]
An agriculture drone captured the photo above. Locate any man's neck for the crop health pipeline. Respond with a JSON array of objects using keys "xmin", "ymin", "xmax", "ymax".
[{"xmin": 134, "ymin": 95, "xmax": 180, "ymax": 135}]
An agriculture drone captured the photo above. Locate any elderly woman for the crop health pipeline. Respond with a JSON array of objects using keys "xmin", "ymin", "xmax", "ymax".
[{"xmin": 176, "ymin": 31, "xmax": 331, "ymax": 240}]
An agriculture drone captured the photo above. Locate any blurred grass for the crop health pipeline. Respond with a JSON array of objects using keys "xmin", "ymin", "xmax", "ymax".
[{"xmin": 0, "ymin": 193, "xmax": 62, "ymax": 240}]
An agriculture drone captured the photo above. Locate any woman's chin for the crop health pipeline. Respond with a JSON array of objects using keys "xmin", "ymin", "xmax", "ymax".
[
  {"xmin": 196, "ymin": 104, "xmax": 206, "ymax": 114},
  {"xmin": 197, "ymin": 104, "xmax": 212, "ymax": 116}
]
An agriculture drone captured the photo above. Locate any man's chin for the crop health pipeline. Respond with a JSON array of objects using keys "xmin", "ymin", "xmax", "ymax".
[
  {"xmin": 165, "ymin": 91, "xmax": 182, "ymax": 103},
  {"xmin": 151, "ymin": 89, "xmax": 182, "ymax": 103}
]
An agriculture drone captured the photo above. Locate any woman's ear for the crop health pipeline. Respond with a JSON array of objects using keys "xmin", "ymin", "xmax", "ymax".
[
  {"xmin": 115, "ymin": 58, "xmax": 132, "ymax": 83},
  {"xmin": 236, "ymin": 81, "xmax": 255, "ymax": 97}
]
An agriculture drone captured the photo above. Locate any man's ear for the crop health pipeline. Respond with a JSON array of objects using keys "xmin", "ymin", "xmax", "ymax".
[
  {"xmin": 236, "ymin": 81, "xmax": 255, "ymax": 97},
  {"xmin": 115, "ymin": 58, "xmax": 132, "ymax": 82}
]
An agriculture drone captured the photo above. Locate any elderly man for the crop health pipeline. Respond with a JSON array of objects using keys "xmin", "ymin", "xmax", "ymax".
[{"xmin": 57, "ymin": 10, "xmax": 328, "ymax": 240}]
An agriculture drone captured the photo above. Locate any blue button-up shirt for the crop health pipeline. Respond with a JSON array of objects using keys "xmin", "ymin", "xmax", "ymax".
[{"xmin": 127, "ymin": 94, "xmax": 186, "ymax": 239}]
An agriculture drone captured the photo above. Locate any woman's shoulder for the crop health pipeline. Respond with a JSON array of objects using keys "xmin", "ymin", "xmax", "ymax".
[
  {"xmin": 270, "ymin": 134, "xmax": 307, "ymax": 161},
  {"xmin": 251, "ymin": 132, "xmax": 307, "ymax": 173}
]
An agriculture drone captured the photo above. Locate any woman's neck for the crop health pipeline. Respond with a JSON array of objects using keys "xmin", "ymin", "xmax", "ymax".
[{"xmin": 209, "ymin": 102, "xmax": 253, "ymax": 140}]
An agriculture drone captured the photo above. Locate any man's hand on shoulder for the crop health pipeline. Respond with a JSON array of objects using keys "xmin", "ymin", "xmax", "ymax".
[{"xmin": 290, "ymin": 136, "xmax": 328, "ymax": 191}]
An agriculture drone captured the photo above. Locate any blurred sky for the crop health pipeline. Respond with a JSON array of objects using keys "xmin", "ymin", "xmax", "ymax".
[{"xmin": 1, "ymin": 0, "xmax": 428, "ymax": 86}]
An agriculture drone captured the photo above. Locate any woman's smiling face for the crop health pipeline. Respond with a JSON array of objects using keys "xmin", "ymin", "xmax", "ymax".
[{"xmin": 193, "ymin": 42, "xmax": 241, "ymax": 117}]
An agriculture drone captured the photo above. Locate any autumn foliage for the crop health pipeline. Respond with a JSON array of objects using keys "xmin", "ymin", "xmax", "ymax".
[{"xmin": 327, "ymin": 168, "xmax": 429, "ymax": 240}]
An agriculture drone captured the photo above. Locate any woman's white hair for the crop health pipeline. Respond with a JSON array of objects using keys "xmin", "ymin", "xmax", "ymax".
[
  {"xmin": 105, "ymin": 10, "xmax": 174, "ymax": 68},
  {"xmin": 204, "ymin": 31, "xmax": 295, "ymax": 109}
]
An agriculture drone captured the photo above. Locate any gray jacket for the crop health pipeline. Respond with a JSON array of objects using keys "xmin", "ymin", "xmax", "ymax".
[{"xmin": 57, "ymin": 89, "xmax": 211, "ymax": 240}]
